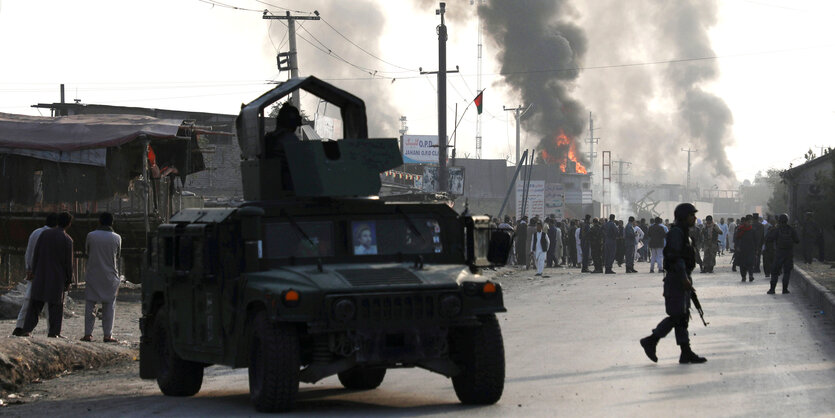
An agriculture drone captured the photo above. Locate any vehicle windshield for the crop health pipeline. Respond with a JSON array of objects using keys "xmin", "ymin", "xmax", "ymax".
[{"xmin": 263, "ymin": 216, "xmax": 442, "ymax": 260}]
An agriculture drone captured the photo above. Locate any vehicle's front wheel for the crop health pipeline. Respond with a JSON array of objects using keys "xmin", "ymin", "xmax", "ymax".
[
  {"xmin": 248, "ymin": 310, "xmax": 300, "ymax": 413},
  {"xmin": 338, "ymin": 367, "xmax": 386, "ymax": 390},
  {"xmin": 450, "ymin": 314, "xmax": 505, "ymax": 404},
  {"xmin": 153, "ymin": 310, "xmax": 204, "ymax": 396}
]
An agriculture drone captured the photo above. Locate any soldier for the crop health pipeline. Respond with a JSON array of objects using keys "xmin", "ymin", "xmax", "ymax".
[
  {"xmin": 700, "ymin": 216, "xmax": 722, "ymax": 273},
  {"xmin": 736, "ymin": 215, "xmax": 756, "ymax": 282},
  {"xmin": 603, "ymin": 214, "xmax": 618, "ymax": 274},
  {"xmin": 639, "ymin": 203, "xmax": 707, "ymax": 364},
  {"xmin": 581, "ymin": 215, "xmax": 592, "ymax": 273},
  {"xmin": 589, "ymin": 218, "xmax": 604, "ymax": 273},
  {"xmin": 765, "ymin": 213, "xmax": 800, "ymax": 294}
]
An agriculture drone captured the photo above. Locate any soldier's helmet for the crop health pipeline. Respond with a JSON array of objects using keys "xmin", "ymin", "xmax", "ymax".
[
  {"xmin": 674, "ymin": 203, "xmax": 698, "ymax": 220},
  {"xmin": 778, "ymin": 213, "xmax": 789, "ymax": 224}
]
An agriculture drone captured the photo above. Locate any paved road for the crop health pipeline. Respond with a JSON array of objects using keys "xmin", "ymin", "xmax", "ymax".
[{"xmin": 9, "ymin": 255, "xmax": 835, "ymax": 416}]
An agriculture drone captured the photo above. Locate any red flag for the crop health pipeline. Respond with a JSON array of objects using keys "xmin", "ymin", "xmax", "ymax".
[{"xmin": 474, "ymin": 90, "xmax": 483, "ymax": 114}]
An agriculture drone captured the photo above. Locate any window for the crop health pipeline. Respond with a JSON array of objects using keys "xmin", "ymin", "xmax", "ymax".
[{"xmin": 264, "ymin": 221, "xmax": 334, "ymax": 259}]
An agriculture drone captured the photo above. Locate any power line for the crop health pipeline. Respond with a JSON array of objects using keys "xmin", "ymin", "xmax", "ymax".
[
  {"xmin": 197, "ymin": 0, "xmax": 262, "ymax": 13},
  {"xmin": 319, "ymin": 16, "xmax": 417, "ymax": 72}
]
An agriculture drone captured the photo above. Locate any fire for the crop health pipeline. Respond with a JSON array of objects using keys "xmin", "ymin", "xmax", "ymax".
[{"xmin": 540, "ymin": 130, "xmax": 587, "ymax": 174}]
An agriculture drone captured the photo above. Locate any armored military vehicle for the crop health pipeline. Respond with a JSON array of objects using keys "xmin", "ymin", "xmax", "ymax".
[{"xmin": 138, "ymin": 76, "xmax": 510, "ymax": 412}]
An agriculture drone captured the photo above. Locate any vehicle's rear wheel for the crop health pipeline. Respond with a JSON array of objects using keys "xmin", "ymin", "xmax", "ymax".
[
  {"xmin": 153, "ymin": 310, "xmax": 204, "ymax": 396},
  {"xmin": 248, "ymin": 310, "xmax": 300, "ymax": 413},
  {"xmin": 338, "ymin": 367, "xmax": 387, "ymax": 390},
  {"xmin": 450, "ymin": 314, "xmax": 505, "ymax": 404}
]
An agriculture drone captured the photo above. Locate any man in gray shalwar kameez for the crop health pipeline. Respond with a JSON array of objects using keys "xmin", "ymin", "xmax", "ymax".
[{"xmin": 80, "ymin": 212, "xmax": 122, "ymax": 343}]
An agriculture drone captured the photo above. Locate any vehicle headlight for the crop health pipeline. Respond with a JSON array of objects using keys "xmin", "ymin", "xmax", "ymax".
[
  {"xmin": 333, "ymin": 298, "xmax": 356, "ymax": 322},
  {"xmin": 439, "ymin": 294, "xmax": 462, "ymax": 318}
]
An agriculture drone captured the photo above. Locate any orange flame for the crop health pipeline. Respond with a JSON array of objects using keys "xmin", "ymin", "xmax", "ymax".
[{"xmin": 540, "ymin": 130, "xmax": 587, "ymax": 174}]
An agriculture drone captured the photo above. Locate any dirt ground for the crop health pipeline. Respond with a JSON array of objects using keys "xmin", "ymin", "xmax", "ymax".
[
  {"xmin": 0, "ymin": 285, "xmax": 142, "ymax": 404},
  {"xmin": 794, "ymin": 260, "xmax": 835, "ymax": 293}
]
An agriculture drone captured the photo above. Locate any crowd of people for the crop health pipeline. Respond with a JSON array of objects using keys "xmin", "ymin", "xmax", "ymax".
[
  {"xmin": 491, "ymin": 210, "xmax": 812, "ymax": 293},
  {"xmin": 12, "ymin": 211, "xmax": 123, "ymax": 342}
]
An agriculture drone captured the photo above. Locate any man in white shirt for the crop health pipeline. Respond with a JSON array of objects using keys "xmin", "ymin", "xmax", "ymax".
[
  {"xmin": 12, "ymin": 213, "xmax": 57, "ymax": 337},
  {"xmin": 530, "ymin": 221, "xmax": 550, "ymax": 276},
  {"xmin": 80, "ymin": 212, "xmax": 122, "ymax": 343}
]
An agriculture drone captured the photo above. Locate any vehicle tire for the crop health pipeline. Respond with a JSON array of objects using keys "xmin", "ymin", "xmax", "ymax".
[
  {"xmin": 248, "ymin": 310, "xmax": 300, "ymax": 413},
  {"xmin": 337, "ymin": 367, "xmax": 387, "ymax": 390},
  {"xmin": 153, "ymin": 310, "xmax": 204, "ymax": 396},
  {"xmin": 450, "ymin": 314, "xmax": 505, "ymax": 405}
]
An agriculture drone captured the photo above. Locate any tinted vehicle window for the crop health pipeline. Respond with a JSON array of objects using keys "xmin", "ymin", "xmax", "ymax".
[{"xmin": 264, "ymin": 221, "xmax": 334, "ymax": 259}]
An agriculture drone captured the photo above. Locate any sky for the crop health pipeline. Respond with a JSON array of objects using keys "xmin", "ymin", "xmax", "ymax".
[{"xmin": 1, "ymin": 0, "xmax": 834, "ymax": 188}]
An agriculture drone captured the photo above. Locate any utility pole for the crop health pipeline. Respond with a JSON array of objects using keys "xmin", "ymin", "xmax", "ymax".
[
  {"xmin": 504, "ymin": 104, "xmax": 531, "ymax": 165},
  {"xmin": 585, "ymin": 112, "xmax": 599, "ymax": 192},
  {"xmin": 263, "ymin": 10, "xmax": 320, "ymax": 109},
  {"xmin": 681, "ymin": 148, "xmax": 697, "ymax": 198},
  {"xmin": 420, "ymin": 3, "xmax": 458, "ymax": 192},
  {"xmin": 612, "ymin": 159, "xmax": 631, "ymax": 184},
  {"xmin": 474, "ymin": 0, "xmax": 484, "ymax": 159},
  {"xmin": 399, "ymin": 116, "xmax": 408, "ymax": 157}
]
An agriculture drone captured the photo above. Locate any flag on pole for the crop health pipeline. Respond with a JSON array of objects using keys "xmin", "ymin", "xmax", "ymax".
[{"xmin": 474, "ymin": 90, "xmax": 483, "ymax": 114}]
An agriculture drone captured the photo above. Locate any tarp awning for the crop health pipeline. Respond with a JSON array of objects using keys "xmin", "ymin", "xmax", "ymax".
[{"xmin": 0, "ymin": 112, "xmax": 183, "ymax": 152}]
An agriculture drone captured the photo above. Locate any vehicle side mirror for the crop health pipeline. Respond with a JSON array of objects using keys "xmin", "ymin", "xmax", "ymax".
[{"xmin": 465, "ymin": 216, "xmax": 511, "ymax": 268}]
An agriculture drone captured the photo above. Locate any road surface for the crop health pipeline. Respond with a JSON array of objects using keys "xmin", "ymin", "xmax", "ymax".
[{"xmin": 7, "ymin": 254, "xmax": 835, "ymax": 417}]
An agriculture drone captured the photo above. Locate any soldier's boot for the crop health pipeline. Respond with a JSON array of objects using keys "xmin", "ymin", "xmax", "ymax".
[
  {"xmin": 640, "ymin": 335, "xmax": 659, "ymax": 363},
  {"xmin": 679, "ymin": 345, "xmax": 707, "ymax": 364},
  {"xmin": 782, "ymin": 287, "xmax": 790, "ymax": 294},
  {"xmin": 748, "ymin": 272, "xmax": 754, "ymax": 282},
  {"xmin": 767, "ymin": 286, "xmax": 776, "ymax": 295},
  {"xmin": 740, "ymin": 270, "xmax": 746, "ymax": 282}
]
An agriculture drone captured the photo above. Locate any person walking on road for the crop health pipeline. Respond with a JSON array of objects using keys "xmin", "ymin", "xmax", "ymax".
[
  {"xmin": 20, "ymin": 211, "xmax": 74, "ymax": 338},
  {"xmin": 581, "ymin": 215, "xmax": 592, "ymax": 273},
  {"xmin": 12, "ymin": 213, "xmax": 58, "ymax": 336},
  {"xmin": 530, "ymin": 221, "xmax": 550, "ymax": 276},
  {"xmin": 700, "ymin": 216, "xmax": 722, "ymax": 273},
  {"xmin": 80, "ymin": 212, "xmax": 123, "ymax": 343},
  {"xmin": 765, "ymin": 213, "xmax": 800, "ymax": 295},
  {"xmin": 639, "ymin": 203, "xmax": 707, "ymax": 364},
  {"xmin": 624, "ymin": 216, "xmax": 638, "ymax": 273},
  {"xmin": 648, "ymin": 217, "xmax": 666, "ymax": 273}
]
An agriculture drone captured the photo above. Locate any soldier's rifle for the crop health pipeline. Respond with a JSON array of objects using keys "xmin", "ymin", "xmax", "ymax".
[{"xmin": 690, "ymin": 291, "xmax": 709, "ymax": 326}]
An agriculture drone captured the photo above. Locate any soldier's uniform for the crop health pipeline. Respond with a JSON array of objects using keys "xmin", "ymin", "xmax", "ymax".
[
  {"xmin": 766, "ymin": 215, "xmax": 800, "ymax": 294},
  {"xmin": 640, "ymin": 203, "xmax": 706, "ymax": 364}
]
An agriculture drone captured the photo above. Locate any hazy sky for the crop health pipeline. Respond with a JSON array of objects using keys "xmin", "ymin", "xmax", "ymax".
[{"xmin": 1, "ymin": 0, "xmax": 833, "ymax": 186}]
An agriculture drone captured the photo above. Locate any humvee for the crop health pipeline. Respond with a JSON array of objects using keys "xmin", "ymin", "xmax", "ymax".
[{"xmin": 138, "ymin": 76, "xmax": 510, "ymax": 412}]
